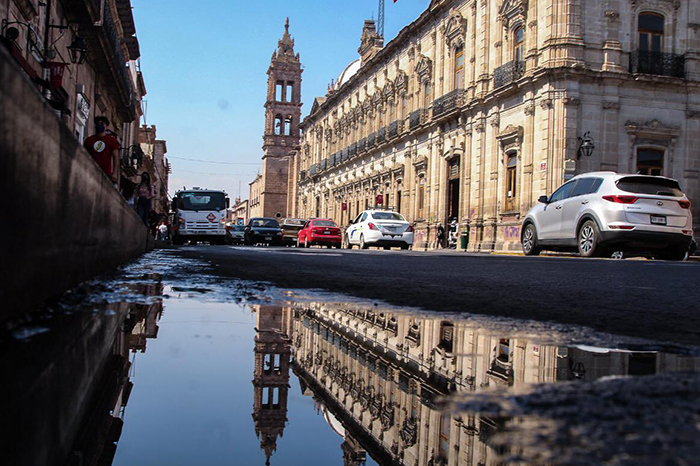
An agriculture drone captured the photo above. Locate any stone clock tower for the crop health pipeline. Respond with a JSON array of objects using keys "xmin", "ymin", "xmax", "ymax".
[{"xmin": 260, "ymin": 18, "xmax": 302, "ymax": 218}]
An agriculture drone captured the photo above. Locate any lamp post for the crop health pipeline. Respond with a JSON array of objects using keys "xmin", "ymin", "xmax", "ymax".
[{"xmin": 577, "ymin": 131, "xmax": 595, "ymax": 159}]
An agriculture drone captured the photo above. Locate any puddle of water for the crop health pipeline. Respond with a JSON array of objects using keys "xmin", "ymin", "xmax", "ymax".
[{"xmin": 2, "ymin": 251, "xmax": 699, "ymax": 466}]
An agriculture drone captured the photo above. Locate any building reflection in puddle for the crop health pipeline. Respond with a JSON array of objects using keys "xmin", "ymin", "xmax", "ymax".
[
  {"xmin": 287, "ymin": 303, "xmax": 699, "ymax": 466},
  {"xmin": 2, "ymin": 276, "xmax": 164, "ymax": 466}
]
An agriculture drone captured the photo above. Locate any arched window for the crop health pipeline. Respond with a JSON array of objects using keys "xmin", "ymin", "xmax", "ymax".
[
  {"xmin": 505, "ymin": 152, "xmax": 518, "ymax": 211},
  {"xmin": 514, "ymin": 27, "xmax": 525, "ymax": 63},
  {"xmin": 284, "ymin": 115, "xmax": 293, "ymax": 136},
  {"xmin": 274, "ymin": 114, "xmax": 283, "ymax": 135},
  {"xmin": 638, "ymin": 13, "xmax": 664, "ymax": 53},
  {"xmin": 636, "ymin": 148, "xmax": 664, "ymax": 175},
  {"xmin": 454, "ymin": 46, "xmax": 464, "ymax": 90}
]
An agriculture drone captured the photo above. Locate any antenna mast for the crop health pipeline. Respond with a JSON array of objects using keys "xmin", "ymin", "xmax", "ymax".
[{"xmin": 377, "ymin": 0, "xmax": 385, "ymax": 38}]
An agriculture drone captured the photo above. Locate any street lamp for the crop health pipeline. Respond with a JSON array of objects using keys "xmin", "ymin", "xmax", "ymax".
[
  {"xmin": 67, "ymin": 35, "xmax": 87, "ymax": 64},
  {"xmin": 577, "ymin": 131, "xmax": 595, "ymax": 159}
]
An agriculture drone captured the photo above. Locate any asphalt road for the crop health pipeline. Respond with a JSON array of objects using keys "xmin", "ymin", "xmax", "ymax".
[{"xmin": 173, "ymin": 245, "xmax": 700, "ymax": 347}]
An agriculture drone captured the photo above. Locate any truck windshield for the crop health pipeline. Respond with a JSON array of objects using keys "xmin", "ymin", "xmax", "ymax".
[{"xmin": 178, "ymin": 192, "xmax": 226, "ymax": 211}]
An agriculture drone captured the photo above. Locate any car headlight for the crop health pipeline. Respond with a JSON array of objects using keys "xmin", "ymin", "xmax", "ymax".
[{"xmin": 276, "ymin": 232, "xmax": 282, "ymax": 236}]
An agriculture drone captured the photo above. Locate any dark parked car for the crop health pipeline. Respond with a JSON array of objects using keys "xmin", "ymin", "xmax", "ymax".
[
  {"xmin": 280, "ymin": 218, "xmax": 306, "ymax": 246},
  {"xmin": 244, "ymin": 218, "xmax": 283, "ymax": 245}
]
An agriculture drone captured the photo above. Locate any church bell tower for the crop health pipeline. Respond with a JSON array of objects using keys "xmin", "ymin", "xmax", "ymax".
[{"xmin": 260, "ymin": 18, "xmax": 302, "ymax": 218}]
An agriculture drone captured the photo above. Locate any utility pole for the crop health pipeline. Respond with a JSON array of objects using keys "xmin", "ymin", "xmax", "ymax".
[{"xmin": 377, "ymin": 0, "xmax": 385, "ymax": 38}]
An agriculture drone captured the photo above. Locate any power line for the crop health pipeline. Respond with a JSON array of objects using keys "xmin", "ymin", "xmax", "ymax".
[
  {"xmin": 168, "ymin": 155, "xmax": 262, "ymax": 165},
  {"xmin": 174, "ymin": 169, "xmax": 260, "ymax": 177}
]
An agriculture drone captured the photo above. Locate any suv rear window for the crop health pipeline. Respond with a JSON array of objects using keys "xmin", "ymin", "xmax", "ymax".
[{"xmin": 616, "ymin": 176, "xmax": 683, "ymax": 197}]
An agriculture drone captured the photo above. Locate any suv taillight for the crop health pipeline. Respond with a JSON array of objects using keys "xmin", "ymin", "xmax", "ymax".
[
  {"xmin": 407, "ymin": 225, "xmax": 414, "ymax": 232},
  {"xmin": 679, "ymin": 200, "xmax": 691, "ymax": 209},
  {"xmin": 603, "ymin": 195, "xmax": 638, "ymax": 204}
]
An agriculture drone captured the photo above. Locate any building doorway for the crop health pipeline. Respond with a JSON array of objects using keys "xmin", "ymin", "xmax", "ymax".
[{"xmin": 447, "ymin": 157, "xmax": 460, "ymax": 222}]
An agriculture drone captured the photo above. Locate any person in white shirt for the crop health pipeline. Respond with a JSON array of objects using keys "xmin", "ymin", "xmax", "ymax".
[{"xmin": 157, "ymin": 222, "xmax": 168, "ymax": 241}]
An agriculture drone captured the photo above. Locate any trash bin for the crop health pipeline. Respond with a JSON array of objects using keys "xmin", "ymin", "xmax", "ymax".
[{"xmin": 460, "ymin": 231, "xmax": 469, "ymax": 250}]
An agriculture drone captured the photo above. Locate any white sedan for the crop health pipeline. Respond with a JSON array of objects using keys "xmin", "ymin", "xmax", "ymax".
[{"xmin": 345, "ymin": 210, "xmax": 413, "ymax": 250}]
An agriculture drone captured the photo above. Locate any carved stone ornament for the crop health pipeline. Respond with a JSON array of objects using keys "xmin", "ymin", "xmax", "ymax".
[
  {"xmin": 395, "ymin": 70, "xmax": 409, "ymax": 95},
  {"xmin": 325, "ymin": 128, "xmax": 332, "ymax": 141},
  {"xmin": 496, "ymin": 125, "xmax": 524, "ymax": 156},
  {"xmin": 362, "ymin": 99, "xmax": 372, "ymax": 116},
  {"xmin": 563, "ymin": 96, "xmax": 580, "ymax": 107},
  {"xmin": 539, "ymin": 98, "xmax": 553, "ymax": 109},
  {"xmin": 499, "ymin": 0, "xmax": 528, "ymax": 30},
  {"xmin": 689, "ymin": 23, "xmax": 700, "ymax": 33},
  {"xmin": 605, "ymin": 10, "xmax": 619, "ymax": 21},
  {"xmin": 372, "ymin": 92, "xmax": 383, "ymax": 109},
  {"xmin": 524, "ymin": 101, "xmax": 535, "ymax": 115},
  {"xmin": 625, "ymin": 119, "xmax": 681, "ymax": 139},
  {"xmin": 383, "ymin": 81, "xmax": 395, "ymax": 102},
  {"xmin": 489, "ymin": 113, "xmax": 501, "ymax": 128},
  {"xmin": 444, "ymin": 9, "xmax": 467, "ymax": 50},
  {"xmin": 602, "ymin": 101, "xmax": 620, "ymax": 110},
  {"xmin": 413, "ymin": 155, "xmax": 428, "ymax": 174},
  {"xmin": 415, "ymin": 55, "xmax": 433, "ymax": 83}
]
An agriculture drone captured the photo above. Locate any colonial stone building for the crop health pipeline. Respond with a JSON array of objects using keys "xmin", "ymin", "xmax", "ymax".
[
  {"xmin": 294, "ymin": 0, "xmax": 700, "ymax": 251},
  {"xmin": 255, "ymin": 18, "xmax": 303, "ymax": 219}
]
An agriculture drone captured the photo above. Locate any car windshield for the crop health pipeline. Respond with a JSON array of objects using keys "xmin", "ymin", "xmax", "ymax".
[
  {"xmin": 232, "ymin": 226, "xmax": 245, "ymax": 231},
  {"xmin": 313, "ymin": 220, "xmax": 336, "ymax": 227},
  {"xmin": 616, "ymin": 177, "xmax": 683, "ymax": 197},
  {"xmin": 251, "ymin": 219, "xmax": 279, "ymax": 228},
  {"xmin": 371, "ymin": 212, "xmax": 406, "ymax": 221},
  {"xmin": 178, "ymin": 192, "xmax": 226, "ymax": 211}
]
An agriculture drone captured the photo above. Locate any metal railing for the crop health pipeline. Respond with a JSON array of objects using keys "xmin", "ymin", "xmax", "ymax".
[
  {"xmin": 630, "ymin": 50, "xmax": 685, "ymax": 79},
  {"xmin": 377, "ymin": 127, "xmax": 386, "ymax": 144},
  {"xmin": 388, "ymin": 120, "xmax": 399, "ymax": 138},
  {"xmin": 368, "ymin": 132, "xmax": 376, "ymax": 148},
  {"xmin": 349, "ymin": 142, "xmax": 357, "ymax": 156},
  {"xmin": 102, "ymin": 6, "xmax": 136, "ymax": 114},
  {"xmin": 493, "ymin": 60, "xmax": 526, "ymax": 89},
  {"xmin": 432, "ymin": 89, "xmax": 466, "ymax": 118},
  {"xmin": 358, "ymin": 138, "xmax": 366, "ymax": 153},
  {"xmin": 409, "ymin": 110, "xmax": 422, "ymax": 130}
]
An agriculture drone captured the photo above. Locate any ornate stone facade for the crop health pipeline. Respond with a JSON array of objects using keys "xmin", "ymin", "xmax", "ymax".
[{"xmin": 293, "ymin": 0, "xmax": 700, "ymax": 251}]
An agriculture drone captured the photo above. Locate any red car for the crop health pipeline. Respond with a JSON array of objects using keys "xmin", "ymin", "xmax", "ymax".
[{"xmin": 297, "ymin": 219, "xmax": 342, "ymax": 248}]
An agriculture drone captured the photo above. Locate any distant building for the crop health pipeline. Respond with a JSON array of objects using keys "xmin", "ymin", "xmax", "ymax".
[
  {"xmin": 139, "ymin": 125, "xmax": 170, "ymax": 216},
  {"xmin": 249, "ymin": 174, "xmax": 263, "ymax": 219},
  {"xmin": 230, "ymin": 198, "xmax": 249, "ymax": 225}
]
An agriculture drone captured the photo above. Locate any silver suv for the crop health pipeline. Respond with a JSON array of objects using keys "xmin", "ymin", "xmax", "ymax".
[{"xmin": 521, "ymin": 172, "xmax": 693, "ymax": 260}]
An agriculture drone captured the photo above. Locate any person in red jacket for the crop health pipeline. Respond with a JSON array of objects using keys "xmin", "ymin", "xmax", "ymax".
[{"xmin": 84, "ymin": 116, "xmax": 120, "ymax": 186}]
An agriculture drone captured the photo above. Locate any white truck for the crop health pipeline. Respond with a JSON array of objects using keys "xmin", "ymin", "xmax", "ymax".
[{"xmin": 171, "ymin": 188, "xmax": 229, "ymax": 245}]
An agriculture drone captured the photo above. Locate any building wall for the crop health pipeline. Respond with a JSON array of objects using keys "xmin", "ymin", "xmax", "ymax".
[
  {"xmin": 296, "ymin": 0, "xmax": 700, "ymax": 251},
  {"xmin": 249, "ymin": 174, "xmax": 263, "ymax": 219},
  {"xmin": 0, "ymin": 44, "xmax": 151, "ymax": 320}
]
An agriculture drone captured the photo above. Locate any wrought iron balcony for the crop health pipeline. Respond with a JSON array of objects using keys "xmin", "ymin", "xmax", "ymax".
[
  {"xmin": 358, "ymin": 138, "xmax": 366, "ymax": 153},
  {"xmin": 493, "ymin": 60, "xmax": 526, "ymax": 89},
  {"xmin": 630, "ymin": 50, "xmax": 685, "ymax": 79},
  {"xmin": 368, "ymin": 132, "xmax": 376, "ymax": 147},
  {"xmin": 309, "ymin": 164, "xmax": 318, "ymax": 176},
  {"xmin": 377, "ymin": 127, "xmax": 386, "ymax": 144},
  {"xmin": 341, "ymin": 148, "xmax": 349, "ymax": 161},
  {"xmin": 328, "ymin": 154, "xmax": 335, "ymax": 167},
  {"xmin": 409, "ymin": 110, "xmax": 422, "ymax": 130},
  {"xmin": 349, "ymin": 142, "xmax": 357, "ymax": 156},
  {"xmin": 432, "ymin": 89, "xmax": 466, "ymax": 118},
  {"xmin": 320, "ymin": 159, "xmax": 327, "ymax": 171},
  {"xmin": 388, "ymin": 120, "xmax": 399, "ymax": 138}
]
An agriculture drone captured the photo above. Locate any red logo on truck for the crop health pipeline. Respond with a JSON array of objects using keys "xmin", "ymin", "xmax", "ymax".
[{"xmin": 207, "ymin": 213, "xmax": 216, "ymax": 222}]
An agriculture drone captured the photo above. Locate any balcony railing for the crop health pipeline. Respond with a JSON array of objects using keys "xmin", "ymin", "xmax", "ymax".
[
  {"xmin": 309, "ymin": 164, "xmax": 318, "ymax": 176},
  {"xmin": 409, "ymin": 110, "xmax": 422, "ymax": 130},
  {"xmin": 630, "ymin": 50, "xmax": 685, "ymax": 79},
  {"xmin": 349, "ymin": 142, "xmax": 357, "ymax": 156},
  {"xmin": 358, "ymin": 138, "xmax": 366, "ymax": 153},
  {"xmin": 341, "ymin": 148, "xmax": 349, "ymax": 161},
  {"xmin": 388, "ymin": 120, "xmax": 399, "ymax": 138},
  {"xmin": 432, "ymin": 89, "xmax": 466, "ymax": 118},
  {"xmin": 493, "ymin": 60, "xmax": 526, "ymax": 89},
  {"xmin": 328, "ymin": 154, "xmax": 336, "ymax": 167},
  {"xmin": 101, "ymin": 5, "xmax": 137, "ymax": 119},
  {"xmin": 368, "ymin": 132, "xmax": 376, "ymax": 148},
  {"xmin": 377, "ymin": 127, "xmax": 386, "ymax": 144},
  {"xmin": 320, "ymin": 159, "xmax": 327, "ymax": 171}
]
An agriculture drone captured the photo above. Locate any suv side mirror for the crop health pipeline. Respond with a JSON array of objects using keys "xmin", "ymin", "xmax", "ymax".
[{"xmin": 538, "ymin": 195, "xmax": 549, "ymax": 204}]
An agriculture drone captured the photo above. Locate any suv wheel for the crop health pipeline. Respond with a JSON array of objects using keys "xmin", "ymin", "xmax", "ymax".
[
  {"xmin": 578, "ymin": 220, "xmax": 602, "ymax": 258},
  {"xmin": 521, "ymin": 224, "xmax": 541, "ymax": 256},
  {"xmin": 360, "ymin": 234, "xmax": 369, "ymax": 250}
]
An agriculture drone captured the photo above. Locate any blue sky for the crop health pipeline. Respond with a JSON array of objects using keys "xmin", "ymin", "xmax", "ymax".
[{"xmin": 132, "ymin": 0, "xmax": 428, "ymax": 200}]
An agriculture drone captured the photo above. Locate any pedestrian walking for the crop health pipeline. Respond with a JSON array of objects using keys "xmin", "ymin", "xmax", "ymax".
[
  {"xmin": 157, "ymin": 221, "xmax": 168, "ymax": 242},
  {"xmin": 436, "ymin": 223, "xmax": 445, "ymax": 249},
  {"xmin": 136, "ymin": 172, "xmax": 153, "ymax": 225},
  {"xmin": 83, "ymin": 116, "xmax": 121, "ymax": 188}
]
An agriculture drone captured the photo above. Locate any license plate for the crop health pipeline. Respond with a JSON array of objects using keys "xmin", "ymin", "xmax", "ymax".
[
  {"xmin": 650, "ymin": 215, "xmax": 667, "ymax": 225},
  {"xmin": 324, "ymin": 231, "xmax": 330, "ymax": 234},
  {"xmin": 196, "ymin": 231, "xmax": 209, "ymax": 235},
  {"xmin": 265, "ymin": 236, "xmax": 272, "ymax": 241}
]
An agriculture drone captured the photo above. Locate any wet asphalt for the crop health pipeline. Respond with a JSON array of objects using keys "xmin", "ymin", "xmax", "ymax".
[{"xmin": 173, "ymin": 245, "xmax": 700, "ymax": 347}]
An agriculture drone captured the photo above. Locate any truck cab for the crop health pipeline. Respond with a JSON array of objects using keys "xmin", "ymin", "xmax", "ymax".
[{"xmin": 172, "ymin": 188, "xmax": 229, "ymax": 245}]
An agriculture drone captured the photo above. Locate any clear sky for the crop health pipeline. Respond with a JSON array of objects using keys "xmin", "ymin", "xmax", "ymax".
[{"xmin": 132, "ymin": 0, "xmax": 428, "ymax": 201}]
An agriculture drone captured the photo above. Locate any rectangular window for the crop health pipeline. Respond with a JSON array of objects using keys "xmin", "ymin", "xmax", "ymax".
[
  {"xmin": 275, "ymin": 81, "xmax": 284, "ymax": 101},
  {"xmin": 397, "ymin": 190, "xmax": 402, "ymax": 213},
  {"xmin": 417, "ymin": 181, "xmax": 425, "ymax": 218},
  {"xmin": 286, "ymin": 82, "xmax": 294, "ymax": 102},
  {"xmin": 454, "ymin": 47, "xmax": 464, "ymax": 89},
  {"xmin": 439, "ymin": 415, "xmax": 450, "ymax": 458},
  {"xmin": 424, "ymin": 82, "xmax": 431, "ymax": 108},
  {"xmin": 636, "ymin": 148, "xmax": 664, "ymax": 176},
  {"xmin": 505, "ymin": 154, "xmax": 517, "ymax": 211}
]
